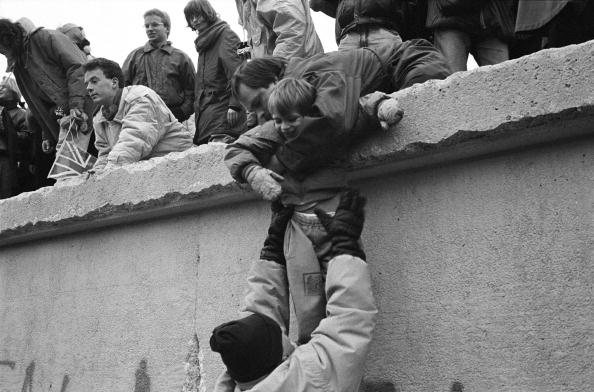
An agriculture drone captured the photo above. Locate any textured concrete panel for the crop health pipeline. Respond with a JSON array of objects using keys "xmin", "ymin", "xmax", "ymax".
[
  {"xmin": 358, "ymin": 137, "xmax": 594, "ymax": 391},
  {"xmin": 1, "ymin": 40, "xmax": 594, "ymax": 392},
  {"xmin": 1, "ymin": 41, "xmax": 593, "ymax": 246}
]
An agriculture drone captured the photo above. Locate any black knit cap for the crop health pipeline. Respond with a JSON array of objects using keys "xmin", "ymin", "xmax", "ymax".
[{"xmin": 210, "ymin": 313, "xmax": 283, "ymax": 383}]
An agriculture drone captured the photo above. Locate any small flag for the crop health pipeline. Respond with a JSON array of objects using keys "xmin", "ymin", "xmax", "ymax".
[{"xmin": 48, "ymin": 120, "xmax": 96, "ymax": 179}]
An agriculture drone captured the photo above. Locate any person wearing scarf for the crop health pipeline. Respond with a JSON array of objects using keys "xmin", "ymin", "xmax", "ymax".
[{"xmin": 184, "ymin": 0, "xmax": 247, "ymax": 145}]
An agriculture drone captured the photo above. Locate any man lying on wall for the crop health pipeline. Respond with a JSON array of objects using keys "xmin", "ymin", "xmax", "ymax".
[{"xmin": 82, "ymin": 58, "xmax": 193, "ymax": 172}]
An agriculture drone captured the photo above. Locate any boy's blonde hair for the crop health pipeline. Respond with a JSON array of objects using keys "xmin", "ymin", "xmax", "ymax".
[{"xmin": 267, "ymin": 77, "xmax": 316, "ymax": 118}]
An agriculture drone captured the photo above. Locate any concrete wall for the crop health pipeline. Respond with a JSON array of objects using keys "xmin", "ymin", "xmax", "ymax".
[{"xmin": 1, "ymin": 41, "xmax": 594, "ymax": 391}]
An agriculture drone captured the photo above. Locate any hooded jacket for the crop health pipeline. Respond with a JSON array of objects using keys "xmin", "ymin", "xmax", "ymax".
[
  {"xmin": 213, "ymin": 254, "xmax": 377, "ymax": 392},
  {"xmin": 92, "ymin": 85, "xmax": 193, "ymax": 170},
  {"xmin": 236, "ymin": 0, "xmax": 324, "ymax": 59},
  {"xmin": 10, "ymin": 23, "xmax": 91, "ymax": 142},
  {"xmin": 193, "ymin": 19, "xmax": 246, "ymax": 145}
]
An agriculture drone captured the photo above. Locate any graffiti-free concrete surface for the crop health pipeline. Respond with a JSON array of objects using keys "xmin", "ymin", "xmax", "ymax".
[{"xmin": 1, "ymin": 41, "xmax": 594, "ymax": 391}]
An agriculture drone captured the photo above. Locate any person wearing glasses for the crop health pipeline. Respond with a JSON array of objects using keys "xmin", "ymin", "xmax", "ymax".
[
  {"xmin": 183, "ymin": 0, "xmax": 247, "ymax": 145},
  {"xmin": 122, "ymin": 9, "xmax": 196, "ymax": 124}
]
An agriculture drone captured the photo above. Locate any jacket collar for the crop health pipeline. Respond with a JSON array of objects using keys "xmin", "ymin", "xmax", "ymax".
[
  {"xmin": 143, "ymin": 40, "xmax": 173, "ymax": 54},
  {"xmin": 97, "ymin": 87, "xmax": 126, "ymax": 124}
]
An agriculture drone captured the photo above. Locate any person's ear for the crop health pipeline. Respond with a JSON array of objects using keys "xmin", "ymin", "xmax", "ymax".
[{"xmin": 111, "ymin": 78, "xmax": 119, "ymax": 88}]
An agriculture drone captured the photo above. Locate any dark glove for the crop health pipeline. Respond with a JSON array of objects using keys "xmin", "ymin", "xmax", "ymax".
[
  {"xmin": 315, "ymin": 189, "xmax": 366, "ymax": 261},
  {"xmin": 260, "ymin": 200, "xmax": 294, "ymax": 265},
  {"xmin": 171, "ymin": 106, "xmax": 188, "ymax": 122}
]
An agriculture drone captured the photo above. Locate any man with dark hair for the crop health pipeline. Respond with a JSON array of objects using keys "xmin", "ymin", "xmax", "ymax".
[
  {"xmin": 0, "ymin": 17, "xmax": 94, "ymax": 164},
  {"xmin": 210, "ymin": 189, "xmax": 377, "ymax": 391},
  {"xmin": 83, "ymin": 58, "xmax": 193, "ymax": 171},
  {"xmin": 228, "ymin": 41, "xmax": 449, "ymax": 190},
  {"xmin": 122, "ymin": 9, "xmax": 196, "ymax": 123}
]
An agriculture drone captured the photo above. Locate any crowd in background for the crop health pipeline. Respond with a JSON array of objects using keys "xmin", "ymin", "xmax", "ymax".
[{"xmin": 0, "ymin": 0, "xmax": 592, "ymax": 199}]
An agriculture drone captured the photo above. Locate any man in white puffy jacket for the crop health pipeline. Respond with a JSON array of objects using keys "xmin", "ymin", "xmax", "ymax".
[
  {"xmin": 82, "ymin": 57, "xmax": 193, "ymax": 171},
  {"xmin": 210, "ymin": 189, "xmax": 377, "ymax": 391}
]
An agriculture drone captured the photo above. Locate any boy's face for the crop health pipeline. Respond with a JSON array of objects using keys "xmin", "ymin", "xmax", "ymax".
[{"xmin": 272, "ymin": 111, "xmax": 303, "ymax": 138}]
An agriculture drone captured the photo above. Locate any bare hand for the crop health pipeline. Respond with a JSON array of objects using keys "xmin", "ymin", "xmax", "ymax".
[
  {"xmin": 42, "ymin": 139, "xmax": 54, "ymax": 154},
  {"xmin": 227, "ymin": 108, "xmax": 239, "ymax": 127}
]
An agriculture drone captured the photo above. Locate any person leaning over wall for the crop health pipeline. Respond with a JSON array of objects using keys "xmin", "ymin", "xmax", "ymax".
[
  {"xmin": 184, "ymin": 0, "xmax": 247, "ymax": 146},
  {"xmin": 83, "ymin": 58, "xmax": 193, "ymax": 172},
  {"xmin": 426, "ymin": 0, "xmax": 516, "ymax": 72},
  {"xmin": 224, "ymin": 42, "xmax": 448, "ymax": 343},
  {"xmin": 122, "ymin": 9, "xmax": 196, "ymax": 124},
  {"xmin": 0, "ymin": 18, "xmax": 95, "ymax": 165},
  {"xmin": 227, "ymin": 40, "xmax": 450, "ymax": 186},
  {"xmin": 210, "ymin": 189, "xmax": 377, "ymax": 392}
]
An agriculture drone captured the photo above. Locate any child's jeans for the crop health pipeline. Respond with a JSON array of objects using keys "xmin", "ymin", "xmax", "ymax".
[{"xmin": 283, "ymin": 195, "xmax": 339, "ymax": 344}]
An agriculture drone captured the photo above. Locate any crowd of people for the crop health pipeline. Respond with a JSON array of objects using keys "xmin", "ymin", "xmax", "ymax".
[
  {"xmin": 0, "ymin": 0, "xmax": 591, "ymax": 198},
  {"xmin": 0, "ymin": 0, "xmax": 593, "ymax": 390}
]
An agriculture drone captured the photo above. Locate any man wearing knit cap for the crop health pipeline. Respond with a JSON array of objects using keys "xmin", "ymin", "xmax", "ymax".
[{"xmin": 210, "ymin": 189, "xmax": 377, "ymax": 391}]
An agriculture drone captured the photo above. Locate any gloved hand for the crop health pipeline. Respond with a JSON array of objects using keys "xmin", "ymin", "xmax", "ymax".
[
  {"xmin": 60, "ymin": 111, "xmax": 89, "ymax": 135},
  {"xmin": 315, "ymin": 189, "xmax": 366, "ymax": 261},
  {"xmin": 171, "ymin": 106, "xmax": 188, "ymax": 122},
  {"xmin": 260, "ymin": 200, "xmax": 294, "ymax": 265},
  {"xmin": 245, "ymin": 165, "xmax": 284, "ymax": 201},
  {"xmin": 377, "ymin": 98, "xmax": 404, "ymax": 131}
]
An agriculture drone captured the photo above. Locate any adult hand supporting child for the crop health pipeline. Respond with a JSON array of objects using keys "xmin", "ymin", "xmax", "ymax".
[
  {"xmin": 260, "ymin": 200, "xmax": 294, "ymax": 265},
  {"xmin": 245, "ymin": 164, "xmax": 284, "ymax": 201},
  {"xmin": 315, "ymin": 189, "xmax": 367, "ymax": 261}
]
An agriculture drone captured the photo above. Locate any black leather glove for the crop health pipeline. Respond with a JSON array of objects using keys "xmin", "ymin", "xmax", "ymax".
[
  {"xmin": 171, "ymin": 106, "xmax": 188, "ymax": 122},
  {"xmin": 260, "ymin": 200, "xmax": 294, "ymax": 265},
  {"xmin": 315, "ymin": 189, "xmax": 366, "ymax": 261}
]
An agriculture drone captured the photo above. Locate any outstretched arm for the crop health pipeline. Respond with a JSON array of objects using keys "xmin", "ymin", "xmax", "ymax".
[{"xmin": 252, "ymin": 190, "xmax": 377, "ymax": 392}]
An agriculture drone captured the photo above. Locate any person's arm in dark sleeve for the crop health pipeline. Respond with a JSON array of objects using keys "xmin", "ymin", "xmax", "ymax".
[
  {"xmin": 219, "ymin": 29, "xmax": 245, "ymax": 112},
  {"xmin": 178, "ymin": 52, "xmax": 196, "ymax": 121},
  {"xmin": 224, "ymin": 121, "xmax": 283, "ymax": 183},
  {"xmin": 47, "ymin": 31, "xmax": 87, "ymax": 112},
  {"xmin": 309, "ymin": 0, "xmax": 339, "ymax": 18},
  {"xmin": 121, "ymin": 50, "xmax": 137, "ymax": 87}
]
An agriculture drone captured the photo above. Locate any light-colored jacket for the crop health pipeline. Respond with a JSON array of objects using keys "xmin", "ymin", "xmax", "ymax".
[
  {"xmin": 93, "ymin": 85, "xmax": 193, "ymax": 170},
  {"xmin": 236, "ymin": 0, "xmax": 324, "ymax": 59},
  {"xmin": 213, "ymin": 254, "xmax": 377, "ymax": 392}
]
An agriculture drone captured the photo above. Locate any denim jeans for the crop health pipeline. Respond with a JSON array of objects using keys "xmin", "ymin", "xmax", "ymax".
[
  {"xmin": 284, "ymin": 211, "xmax": 330, "ymax": 344},
  {"xmin": 433, "ymin": 28, "xmax": 509, "ymax": 72},
  {"xmin": 339, "ymin": 26, "xmax": 403, "ymax": 56}
]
